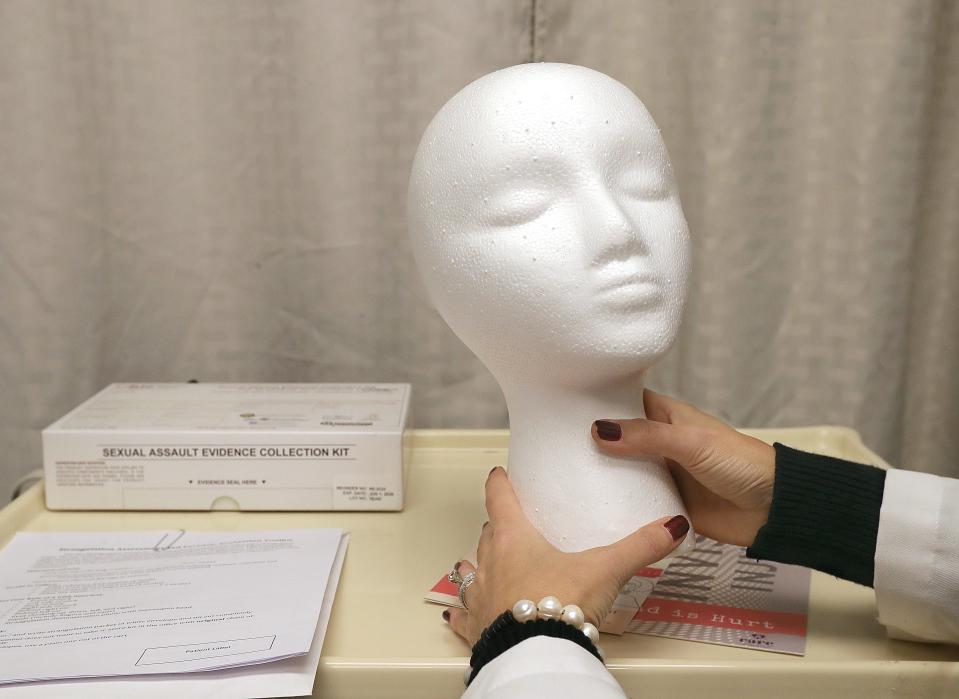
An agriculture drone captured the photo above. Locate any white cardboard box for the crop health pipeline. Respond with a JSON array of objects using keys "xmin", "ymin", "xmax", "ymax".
[{"xmin": 42, "ymin": 383, "xmax": 411, "ymax": 511}]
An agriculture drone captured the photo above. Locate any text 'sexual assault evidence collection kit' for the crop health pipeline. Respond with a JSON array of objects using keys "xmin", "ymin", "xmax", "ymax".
[{"xmin": 42, "ymin": 383, "xmax": 411, "ymax": 511}]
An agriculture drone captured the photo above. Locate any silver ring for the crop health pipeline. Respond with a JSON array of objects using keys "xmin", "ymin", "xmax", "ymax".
[
  {"xmin": 448, "ymin": 568, "xmax": 464, "ymax": 586},
  {"xmin": 458, "ymin": 571, "xmax": 477, "ymax": 610}
]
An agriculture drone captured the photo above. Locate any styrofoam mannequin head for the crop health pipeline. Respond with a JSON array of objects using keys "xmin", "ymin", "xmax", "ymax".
[
  {"xmin": 408, "ymin": 63, "xmax": 690, "ymax": 388},
  {"xmin": 408, "ymin": 63, "xmax": 693, "ymax": 554}
]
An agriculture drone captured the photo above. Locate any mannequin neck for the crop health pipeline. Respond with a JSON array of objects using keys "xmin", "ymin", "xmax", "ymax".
[
  {"xmin": 497, "ymin": 369, "xmax": 682, "ymax": 552},
  {"xmin": 502, "ymin": 372, "xmax": 648, "ymax": 457}
]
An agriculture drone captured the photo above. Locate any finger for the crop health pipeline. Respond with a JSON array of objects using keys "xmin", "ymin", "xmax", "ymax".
[
  {"xmin": 601, "ymin": 515, "xmax": 690, "ymax": 582},
  {"xmin": 447, "ymin": 607, "xmax": 469, "ymax": 640},
  {"xmin": 644, "ymin": 388, "xmax": 728, "ymax": 430},
  {"xmin": 485, "ymin": 466, "xmax": 525, "ymax": 526},
  {"xmin": 642, "ymin": 388, "xmax": 682, "ymax": 424},
  {"xmin": 454, "ymin": 558, "xmax": 481, "ymax": 613},
  {"xmin": 476, "ymin": 521, "xmax": 492, "ymax": 566},
  {"xmin": 592, "ymin": 416, "xmax": 710, "ymax": 466}
]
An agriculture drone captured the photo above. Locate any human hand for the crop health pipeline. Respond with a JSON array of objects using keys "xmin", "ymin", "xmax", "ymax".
[
  {"xmin": 445, "ymin": 466, "xmax": 688, "ymax": 646},
  {"xmin": 591, "ymin": 389, "xmax": 775, "ymax": 548}
]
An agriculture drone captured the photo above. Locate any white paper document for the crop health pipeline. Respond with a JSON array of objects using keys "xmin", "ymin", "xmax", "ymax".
[{"xmin": 0, "ymin": 529, "xmax": 347, "ymax": 690}]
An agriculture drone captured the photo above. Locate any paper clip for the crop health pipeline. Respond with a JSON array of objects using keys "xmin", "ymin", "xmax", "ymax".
[{"xmin": 153, "ymin": 529, "xmax": 186, "ymax": 551}]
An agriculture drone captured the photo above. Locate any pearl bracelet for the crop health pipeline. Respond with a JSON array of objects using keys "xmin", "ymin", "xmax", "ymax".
[
  {"xmin": 464, "ymin": 602, "xmax": 606, "ymax": 687},
  {"xmin": 511, "ymin": 596, "xmax": 604, "ymax": 661}
]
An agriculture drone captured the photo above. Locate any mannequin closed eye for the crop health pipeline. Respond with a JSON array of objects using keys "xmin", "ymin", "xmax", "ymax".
[
  {"xmin": 480, "ymin": 185, "xmax": 553, "ymax": 227},
  {"xmin": 617, "ymin": 168, "xmax": 670, "ymax": 201}
]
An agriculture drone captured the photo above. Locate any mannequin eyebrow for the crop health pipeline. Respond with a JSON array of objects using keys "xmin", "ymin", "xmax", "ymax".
[
  {"xmin": 479, "ymin": 158, "xmax": 572, "ymax": 191},
  {"xmin": 488, "ymin": 147, "xmax": 566, "ymax": 170}
]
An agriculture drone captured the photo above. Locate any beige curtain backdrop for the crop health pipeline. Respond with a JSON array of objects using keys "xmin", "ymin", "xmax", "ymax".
[{"xmin": 0, "ymin": 0, "xmax": 956, "ymax": 500}]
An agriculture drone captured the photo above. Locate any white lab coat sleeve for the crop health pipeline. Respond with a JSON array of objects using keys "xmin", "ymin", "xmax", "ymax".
[
  {"xmin": 874, "ymin": 468, "xmax": 959, "ymax": 643},
  {"xmin": 462, "ymin": 636, "xmax": 625, "ymax": 699}
]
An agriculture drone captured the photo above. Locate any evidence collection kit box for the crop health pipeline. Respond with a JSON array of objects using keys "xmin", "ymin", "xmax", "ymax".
[{"xmin": 42, "ymin": 383, "xmax": 411, "ymax": 511}]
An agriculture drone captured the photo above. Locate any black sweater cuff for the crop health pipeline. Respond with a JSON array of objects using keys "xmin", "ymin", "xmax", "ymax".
[
  {"xmin": 467, "ymin": 612, "xmax": 602, "ymax": 686},
  {"xmin": 745, "ymin": 443, "xmax": 886, "ymax": 587}
]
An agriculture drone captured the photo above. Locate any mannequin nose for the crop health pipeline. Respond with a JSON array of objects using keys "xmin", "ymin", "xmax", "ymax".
[{"xmin": 586, "ymin": 189, "xmax": 647, "ymax": 266}]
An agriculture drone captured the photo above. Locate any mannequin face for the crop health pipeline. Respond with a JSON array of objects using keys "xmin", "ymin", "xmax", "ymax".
[{"xmin": 408, "ymin": 63, "xmax": 690, "ymax": 386}]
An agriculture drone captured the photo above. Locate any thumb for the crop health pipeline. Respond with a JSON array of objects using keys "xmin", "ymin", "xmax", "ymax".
[
  {"xmin": 593, "ymin": 416, "xmax": 710, "ymax": 467},
  {"xmin": 601, "ymin": 515, "xmax": 690, "ymax": 582}
]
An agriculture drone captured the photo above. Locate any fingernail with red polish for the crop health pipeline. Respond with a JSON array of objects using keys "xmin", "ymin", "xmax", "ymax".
[
  {"xmin": 664, "ymin": 515, "xmax": 690, "ymax": 541},
  {"xmin": 442, "ymin": 609, "xmax": 451, "ymax": 622},
  {"xmin": 594, "ymin": 420, "xmax": 622, "ymax": 441}
]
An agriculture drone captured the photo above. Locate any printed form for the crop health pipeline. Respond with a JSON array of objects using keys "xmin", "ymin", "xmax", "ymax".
[{"xmin": 0, "ymin": 529, "xmax": 348, "ymax": 689}]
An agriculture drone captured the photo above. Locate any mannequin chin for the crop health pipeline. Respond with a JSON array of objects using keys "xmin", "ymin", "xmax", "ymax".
[{"xmin": 408, "ymin": 63, "xmax": 693, "ymax": 553}]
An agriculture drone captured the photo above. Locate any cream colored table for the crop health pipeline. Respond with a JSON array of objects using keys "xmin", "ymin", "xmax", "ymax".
[{"xmin": 2, "ymin": 428, "xmax": 957, "ymax": 698}]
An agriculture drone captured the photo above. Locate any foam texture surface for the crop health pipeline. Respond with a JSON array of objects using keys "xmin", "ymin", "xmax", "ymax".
[{"xmin": 408, "ymin": 63, "xmax": 692, "ymax": 551}]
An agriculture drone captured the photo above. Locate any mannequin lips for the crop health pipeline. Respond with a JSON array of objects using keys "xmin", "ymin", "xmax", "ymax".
[{"xmin": 595, "ymin": 276, "xmax": 663, "ymax": 310}]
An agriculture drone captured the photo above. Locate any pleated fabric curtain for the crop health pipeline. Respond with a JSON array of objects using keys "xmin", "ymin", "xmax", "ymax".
[{"xmin": 0, "ymin": 0, "xmax": 955, "ymax": 499}]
